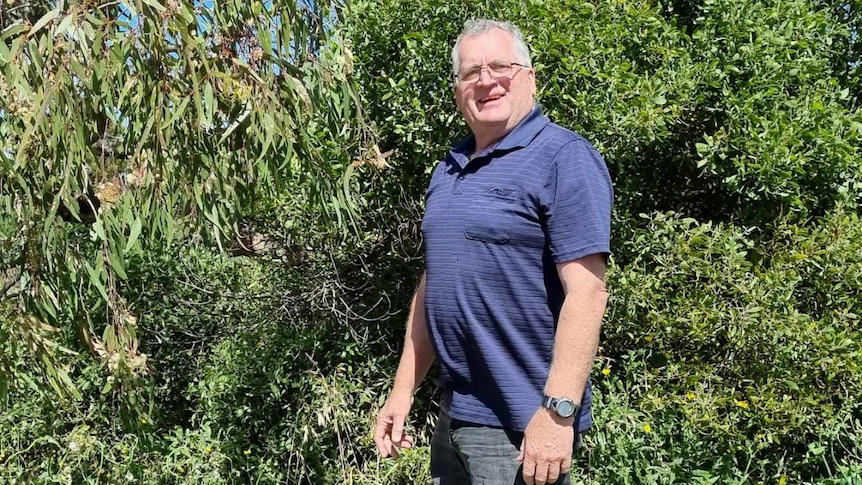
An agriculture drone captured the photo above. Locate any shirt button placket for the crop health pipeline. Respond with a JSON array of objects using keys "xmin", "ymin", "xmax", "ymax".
[{"xmin": 453, "ymin": 172, "xmax": 465, "ymax": 195}]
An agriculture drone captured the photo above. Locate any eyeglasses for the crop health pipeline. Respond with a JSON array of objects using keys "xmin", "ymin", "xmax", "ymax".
[{"xmin": 455, "ymin": 61, "xmax": 529, "ymax": 84}]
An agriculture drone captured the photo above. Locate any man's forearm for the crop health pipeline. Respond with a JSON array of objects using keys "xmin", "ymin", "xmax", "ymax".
[
  {"xmin": 544, "ymin": 257, "xmax": 608, "ymax": 403},
  {"xmin": 391, "ymin": 273, "xmax": 436, "ymax": 394}
]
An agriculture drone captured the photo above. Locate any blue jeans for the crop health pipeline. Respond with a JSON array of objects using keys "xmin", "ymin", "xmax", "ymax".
[{"xmin": 431, "ymin": 410, "xmax": 584, "ymax": 485}]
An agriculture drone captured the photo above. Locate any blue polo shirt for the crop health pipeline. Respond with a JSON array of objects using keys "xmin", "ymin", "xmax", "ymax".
[{"xmin": 421, "ymin": 105, "xmax": 613, "ymax": 432}]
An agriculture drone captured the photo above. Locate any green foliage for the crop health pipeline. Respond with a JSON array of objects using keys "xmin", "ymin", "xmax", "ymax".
[
  {"xmin": 2, "ymin": 0, "xmax": 862, "ymax": 483},
  {"xmin": 0, "ymin": 0, "xmax": 363, "ymax": 396},
  {"xmin": 349, "ymin": 0, "xmax": 862, "ymax": 221},
  {"xmin": 347, "ymin": 0, "xmax": 862, "ymax": 483},
  {"xmin": 598, "ymin": 210, "xmax": 862, "ymax": 482},
  {"xmin": 0, "ymin": 244, "xmax": 422, "ymax": 484},
  {"xmin": 689, "ymin": 0, "xmax": 862, "ymax": 218}
]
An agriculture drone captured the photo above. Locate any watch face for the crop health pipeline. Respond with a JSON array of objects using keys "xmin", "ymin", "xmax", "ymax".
[{"xmin": 556, "ymin": 399, "xmax": 576, "ymax": 418}]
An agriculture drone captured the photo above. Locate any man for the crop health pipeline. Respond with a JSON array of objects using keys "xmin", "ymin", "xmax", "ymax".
[{"xmin": 374, "ymin": 19, "xmax": 613, "ymax": 485}]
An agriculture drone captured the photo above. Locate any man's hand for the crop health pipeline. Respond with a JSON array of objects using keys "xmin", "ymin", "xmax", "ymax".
[
  {"xmin": 373, "ymin": 388, "xmax": 416, "ymax": 458},
  {"xmin": 517, "ymin": 408, "xmax": 574, "ymax": 484}
]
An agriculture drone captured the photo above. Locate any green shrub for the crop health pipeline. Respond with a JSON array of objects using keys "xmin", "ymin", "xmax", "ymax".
[{"xmin": 598, "ymin": 210, "xmax": 862, "ymax": 483}]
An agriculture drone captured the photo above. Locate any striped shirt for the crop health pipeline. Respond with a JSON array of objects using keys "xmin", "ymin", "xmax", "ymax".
[{"xmin": 422, "ymin": 104, "xmax": 613, "ymax": 432}]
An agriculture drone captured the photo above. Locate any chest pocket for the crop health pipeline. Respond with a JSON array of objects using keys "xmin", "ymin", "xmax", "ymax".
[{"xmin": 464, "ymin": 187, "xmax": 543, "ymax": 246}]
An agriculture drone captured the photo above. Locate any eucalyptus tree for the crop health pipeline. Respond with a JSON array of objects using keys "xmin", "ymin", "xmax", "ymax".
[{"xmin": 0, "ymin": 0, "xmax": 370, "ymax": 398}]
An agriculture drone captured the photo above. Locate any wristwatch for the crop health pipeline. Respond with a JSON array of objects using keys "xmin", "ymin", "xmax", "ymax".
[{"xmin": 541, "ymin": 395, "xmax": 579, "ymax": 419}]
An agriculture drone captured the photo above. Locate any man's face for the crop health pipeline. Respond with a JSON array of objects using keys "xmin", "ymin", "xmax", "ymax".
[{"xmin": 454, "ymin": 29, "xmax": 536, "ymax": 140}]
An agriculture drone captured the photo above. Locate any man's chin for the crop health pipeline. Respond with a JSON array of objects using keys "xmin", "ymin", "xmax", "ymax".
[{"xmin": 472, "ymin": 109, "xmax": 509, "ymax": 125}]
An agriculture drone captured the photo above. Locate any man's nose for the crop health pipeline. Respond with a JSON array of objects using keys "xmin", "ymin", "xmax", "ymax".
[{"xmin": 475, "ymin": 68, "xmax": 498, "ymax": 87}]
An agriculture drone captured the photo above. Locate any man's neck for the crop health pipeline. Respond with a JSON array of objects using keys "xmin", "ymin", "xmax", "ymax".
[
  {"xmin": 469, "ymin": 105, "xmax": 536, "ymax": 156},
  {"xmin": 472, "ymin": 125, "xmax": 509, "ymax": 156},
  {"xmin": 473, "ymin": 137, "xmax": 502, "ymax": 156}
]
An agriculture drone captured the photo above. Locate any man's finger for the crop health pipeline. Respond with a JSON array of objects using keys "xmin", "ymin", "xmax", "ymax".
[
  {"xmin": 373, "ymin": 430, "xmax": 388, "ymax": 456},
  {"xmin": 396, "ymin": 433, "xmax": 414, "ymax": 449},
  {"xmin": 373, "ymin": 417, "xmax": 392, "ymax": 456},
  {"xmin": 560, "ymin": 456, "xmax": 572, "ymax": 476},
  {"xmin": 391, "ymin": 415, "xmax": 405, "ymax": 443},
  {"xmin": 517, "ymin": 437, "xmax": 525, "ymax": 462},
  {"xmin": 534, "ymin": 461, "xmax": 550, "ymax": 485},
  {"xmin": 381, "ymin": 434, "xmax": 396, "ymax": 458},
  {"xmin": 522, "ymin": 457, "xmax": 536, "ymax": 485},
  {"xmin": 546, "ymin": 462, "xmax": 562, "ymax": 484},
  {"xmin": 375, "ymin": 437, "xmax": 389, "ymax": 457}
]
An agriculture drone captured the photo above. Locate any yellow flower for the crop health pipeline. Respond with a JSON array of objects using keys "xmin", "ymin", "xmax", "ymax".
[
  {"xmin": 601, "ymin": 367, "xmax": 611, "ymax": 376},
  {"xmin": 140, "ymin": 418, "xmax": 147, "ymax": 425},
  {"xmin": 244, "ymin": 449, "xmax": 251, "ymax": 456},
  {"xmin": 205, "ymin": 445, "xmax": 213, "ymax": 454},
  {"xmin": 642, "ymin": 423, "xmax": 652, "ymax": 433},
  {"xmin": 779, "ymin": 475, "xmax": 787, "ymax": 485},
  {"xmin": 686, "ymin": 392, "xmax": 695, "ymax": 400},
  {"xmin": 644, "ymin": 335, "xmax": 653, "ymax": 342},
  {"xmin": 735, "ymin": 400, "xmax": 749, "ymax": 409}
]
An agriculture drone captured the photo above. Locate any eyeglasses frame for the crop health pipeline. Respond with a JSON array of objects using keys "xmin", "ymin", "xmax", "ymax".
[{"xmin": 454, "ymin": 61, "xmax": 531, "ymax": 85}]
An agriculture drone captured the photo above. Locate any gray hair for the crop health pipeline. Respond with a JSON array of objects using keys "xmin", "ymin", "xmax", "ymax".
[{"xmin": 451, "ymin": 19, "xmax": 532, "ymax": 82}]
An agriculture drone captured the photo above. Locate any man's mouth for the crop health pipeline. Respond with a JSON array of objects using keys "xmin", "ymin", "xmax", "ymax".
[{"xmin": 479, "ymin": 94, "xmax": 503, "ymax": 106}]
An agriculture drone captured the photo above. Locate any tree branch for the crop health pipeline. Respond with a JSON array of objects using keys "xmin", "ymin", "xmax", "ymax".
[
  {"xmin": 1, "ymin": 254, "xmax": 24, "ymax": 300},
  {"xmin": 1, "ymin": 268, "xmax": 21, "ymax": 300}
]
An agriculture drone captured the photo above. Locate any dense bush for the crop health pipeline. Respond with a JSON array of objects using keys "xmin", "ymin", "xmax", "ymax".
[
  {"xmin": 595, "ymin": 211, "xmax": 862, "ymax": 483},
  {"xmin": 347, "ymin": 0, "xmax": 862, "ymax": 482},
  {"xmin": 0, "ymin": 243, "xmax": 423, "ymax": 484}
]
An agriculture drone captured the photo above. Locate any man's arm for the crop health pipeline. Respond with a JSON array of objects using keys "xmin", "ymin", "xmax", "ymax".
[
  {"xmin": 374, "ymin": 272, "xmax": 436, "ymax": 458},
  {"xmin": 519, "ymin": 254, "xmax": 608, "ymax": 484},
  {"xmin": 544, "ymin": 254, "xmax": 608, "ymax": 404}
]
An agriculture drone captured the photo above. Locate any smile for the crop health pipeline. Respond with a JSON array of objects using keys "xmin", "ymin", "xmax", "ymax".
[{"xmin": 479, "ymin": 94, "xmax": 503, "ymax": 105}]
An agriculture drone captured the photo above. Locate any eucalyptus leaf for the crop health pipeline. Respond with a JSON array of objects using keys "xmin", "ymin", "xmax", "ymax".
[{"xmin": 28, "ymin": 8, "xmax": 61, "ymax": 37}]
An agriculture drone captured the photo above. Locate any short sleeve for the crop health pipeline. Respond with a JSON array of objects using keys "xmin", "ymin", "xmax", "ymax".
[{"xmin": 540, "ymin": 140, "xmax": 613, "ymax": 263}]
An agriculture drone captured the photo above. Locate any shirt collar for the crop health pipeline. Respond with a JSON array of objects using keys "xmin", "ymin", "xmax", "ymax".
[{"xmin": 448, "ymin": 104, "xmax": 549, "ymax": 169}]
